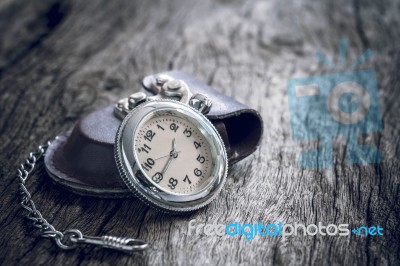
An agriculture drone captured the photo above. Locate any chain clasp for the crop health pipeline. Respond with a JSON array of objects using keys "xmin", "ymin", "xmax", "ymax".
[{"xmin": 63, "ymin": 229, "xmax": 148, "ymax": 252}]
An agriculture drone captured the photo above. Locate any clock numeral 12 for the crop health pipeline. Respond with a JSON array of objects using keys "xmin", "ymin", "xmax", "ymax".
[{"xmin": 144, "ymin": 130, "xmax": 155, "ymax": 142}]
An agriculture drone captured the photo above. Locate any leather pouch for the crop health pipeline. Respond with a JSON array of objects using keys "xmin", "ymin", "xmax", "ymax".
[{"xmin": 44, "ymin": 71, "xmax": 263, "ymax": 197}]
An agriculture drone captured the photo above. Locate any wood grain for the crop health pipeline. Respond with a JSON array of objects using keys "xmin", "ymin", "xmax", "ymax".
[{"xmin": 1, "ymin": 0, "xmax": 399, "ymax": 265}]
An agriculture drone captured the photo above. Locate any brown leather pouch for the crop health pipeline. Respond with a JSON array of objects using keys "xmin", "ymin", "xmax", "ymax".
[{"xmin": 44, "ymin": 71, "xmax": 263, "ymax": 197}]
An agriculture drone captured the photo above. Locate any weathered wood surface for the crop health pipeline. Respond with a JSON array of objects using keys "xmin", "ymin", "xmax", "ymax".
[{"xmin": 1, "ymin": 0, "xmax": 399, "ymax": 265}]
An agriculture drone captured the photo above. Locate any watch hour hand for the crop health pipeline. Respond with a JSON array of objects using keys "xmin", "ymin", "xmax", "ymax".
[{"xmin": 172, "ymin": 138, "xmax": 176, "ymax": 151}]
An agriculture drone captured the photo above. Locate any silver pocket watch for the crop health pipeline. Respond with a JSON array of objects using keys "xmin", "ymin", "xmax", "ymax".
[
  {"xmin": 16, "ymin": 73, "xmax": 229, "ymax": 252},
  {"xmin": 113, "ymin": 74, "xmax": 228, "ymax": 213}
]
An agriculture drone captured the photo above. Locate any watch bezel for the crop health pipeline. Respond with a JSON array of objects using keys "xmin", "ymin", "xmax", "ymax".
[{"xmin": 114, "ymin": 99, "xmax": 228, "ymax": 213}]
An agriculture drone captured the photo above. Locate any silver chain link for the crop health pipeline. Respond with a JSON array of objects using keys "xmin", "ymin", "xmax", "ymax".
[{"xmin": 17, "ymin": 138, "xmax": 148, "ymax": 252}]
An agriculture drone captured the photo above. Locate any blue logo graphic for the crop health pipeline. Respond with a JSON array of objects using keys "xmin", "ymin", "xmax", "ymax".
[
  {"xmin": 287, "ymin": 39, "xmax": 382, "ymax": 168},
  {"xmin": 187, "ymin": 220, "xmax": 385, "ymax": 241},
  {"xmin": 352, "ymin": 225, "xmax": 384, "ymax": 236}
]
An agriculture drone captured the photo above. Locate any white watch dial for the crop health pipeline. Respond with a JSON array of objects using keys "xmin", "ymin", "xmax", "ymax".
[{"xmin": 134, "ymin": 114, "xmax": 213, "ymax": 195}]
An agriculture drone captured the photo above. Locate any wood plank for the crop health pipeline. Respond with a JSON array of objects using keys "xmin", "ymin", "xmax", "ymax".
[{"xmin": 1, "ymin": 0, "xmax": 399, "ymax": 265}]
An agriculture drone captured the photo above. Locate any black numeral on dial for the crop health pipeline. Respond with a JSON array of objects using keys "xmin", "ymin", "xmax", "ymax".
[
  {"xmin": 168, "ymin": 178, "xmax": 178, "ymax": 190},
  {"xmin": 194, "ymin": 141, "xmax": 201, "ymax": 149},
  {"xmin": 144, "ymin": 130, "xmax": 155, "ymax": 142},
  {"xmin": 170, "ymin": 123, "xmax": 179, "ymax": 132},
  {"xmin": 141, "ymin": 158, "xmax": 155, "ymax": 171},
  {"xmin": 194, "ymin": 168, "xmax": 202, "ymax": 176},
  {"xmin": 183, "ymin": 175, "xmax": 192, "ymax": 184},
  {"xmin": 183, "ymin": 128, "xmax": 192, "ymax": 137},
  {"xmin": 157, "ymin": 124, "xmax": 165, "ymax": 130},
  {"xmin": 138, "ymin": 143, "xmax": 151, "ymax": 153},
  {"xmin": 152, "ymin": 172, "xmax": 163, "ymax": 183},
  {"xmin": 196, "ymin": 154, "xmax": 205, "ymax": 164}
]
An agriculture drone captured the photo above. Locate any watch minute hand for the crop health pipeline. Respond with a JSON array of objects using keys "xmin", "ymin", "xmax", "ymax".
[{"xmin": 161, "ymin": 156, "xmax": 173, "ymax": 175}]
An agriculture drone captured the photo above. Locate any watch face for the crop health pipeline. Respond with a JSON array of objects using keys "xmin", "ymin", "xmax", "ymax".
[
  {"xmin": 134, "ymin": 114, "xmax": 213, "ymax": 195},
  {"xmin": 115, "ymin": 100, "xmax": 227, "ymax": 212}
]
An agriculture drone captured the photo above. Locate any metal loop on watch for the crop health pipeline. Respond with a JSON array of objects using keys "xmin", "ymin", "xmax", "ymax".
[{"xmin": 113, "ymin": 73, "xmax": 213, "ymax": 119}]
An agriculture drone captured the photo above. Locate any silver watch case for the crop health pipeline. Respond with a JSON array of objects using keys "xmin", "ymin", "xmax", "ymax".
[{"xmin": 114, "ymin": 99, "xmax": 228, "ymax": 213}]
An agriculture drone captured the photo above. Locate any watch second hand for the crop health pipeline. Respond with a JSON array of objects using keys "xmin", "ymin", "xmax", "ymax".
[{"xmin": 154, "ymin": 151, "xmax": 181, "ymax": 161}]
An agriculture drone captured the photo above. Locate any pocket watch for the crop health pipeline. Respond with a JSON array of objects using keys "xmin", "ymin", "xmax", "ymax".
[
  {"xmin": 16, "ymin": 73, "xmax": 231, "ymax": 252},
  {"xmin": 113, "ymin": 74, "xmax": 228, "ymax": 213}
]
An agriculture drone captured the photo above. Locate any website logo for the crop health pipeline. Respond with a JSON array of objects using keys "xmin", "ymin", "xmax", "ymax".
[
  {"xmin": 286, "ymin": 39, "xmax": 382, "ymax": 168},
  {"xmin": 187, "ymin": 220, "xmax": 384, "ymax": 241}
]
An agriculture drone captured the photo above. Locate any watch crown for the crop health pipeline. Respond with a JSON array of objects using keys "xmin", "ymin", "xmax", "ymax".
[
  {"xmin": 117, "ymin": 99, "xmax": 126, "ymax": 109},
  {"xmin": 128, "ymin": 92, "xmax": 147, "ymax": 109},
  {"xmin": 189, "ymin": 94, "xmax": 212, "ymax": 115},
  {"xmin": 165, "ymin": 79, "xmax": 181, "ymax": 91},
  {"xmin": 115, "ymin": 92, "xmax": 148, "ymax": 120},
  {"xmin": 155, "ymin": 75, "xmax": 169, "ymax": 86}
]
